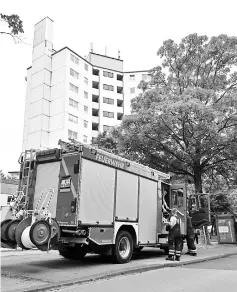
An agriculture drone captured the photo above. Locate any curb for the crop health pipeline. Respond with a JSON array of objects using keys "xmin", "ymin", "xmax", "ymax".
[{"xmin": 14, "ymin": 251, "xmax": 237, "ymax": 292}]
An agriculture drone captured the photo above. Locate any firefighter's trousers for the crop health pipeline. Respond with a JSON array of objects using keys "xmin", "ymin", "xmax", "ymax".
[
  {"xmin": 187, "ymin": 235, "xmax": 197, "ymax": 255},
  {"xmin": 168, "ymin": 236, "xmax": 182, "ymax": 258}
]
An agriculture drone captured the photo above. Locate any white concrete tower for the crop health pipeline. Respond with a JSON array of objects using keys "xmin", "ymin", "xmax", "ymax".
[{"xmin": 22, "ymin": 17, "xmax": 54, "ymax": 150}]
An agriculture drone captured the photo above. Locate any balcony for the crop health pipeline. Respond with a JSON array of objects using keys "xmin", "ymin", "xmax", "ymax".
[
  {"xmin": 117, "ymin": 86, "xmax": 123, "ymax": 94},
  {"xmin": 116, "ymin": 79, "xmax": 123, "ymax": 87},
  {"xmin": 92, "ymin": 81, "xmax": 99, "ymax": 89},
  {"xmin": 92, "ymin": 116, "xmax": 99, "ymax": 124},
  {"xmin": 117, "ymin": 113, "xmax": 123, "ymax": 120},
  {"xmin": 93, "ymin": 68, "xmax": 99, "ymax": 76},
  {"xmin": 92, "ymin": 88, "xmax": 99, "ymax": 96},
  {"xmin": 92, "ymin": 94, "xmax": 99, "ymax": 103},
  {"xmin": 117, "ymin": 99, "xmax": 123, "ymax": 107},
  {"xmin": 92, "ymin": 75, "xmax": 99, "ymax": 82},
  {"xmin": 117, "ymin": 74, "xmax": 123, "ymax": 81},
  {"xmin": 92, "ymin": 102, "xmax": 99, "ymax": 109},
  {"xmin": 117, "ymin": 106, "xmax": 123, "ymax": 114}
]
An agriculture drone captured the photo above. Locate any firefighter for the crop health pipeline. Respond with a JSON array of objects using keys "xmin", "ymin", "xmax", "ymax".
[
  {"xmin": 186, "ymin": 211, "xmax": 197, "ymax": 256},
  {"xmin": 166, "ymin": 208, "xmax": 182, "ymax": 261}
]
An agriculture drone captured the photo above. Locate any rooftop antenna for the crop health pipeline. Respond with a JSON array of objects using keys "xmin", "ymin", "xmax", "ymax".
[
  {"xmin": 90, "ymin": 42, "xmax": 93, "ymax": 53},
  {"xmin": 118, "ymin": 49, "xmax": 120, "ymax": 59},
  {"xmin": 105, "ymin": 46, "xmax": 107, "ymax": 56}
]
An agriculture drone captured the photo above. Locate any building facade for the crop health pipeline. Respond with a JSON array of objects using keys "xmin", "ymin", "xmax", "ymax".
[{"xmin": 22, "ymin": 17, "xmax": 151, "ymax": 151}]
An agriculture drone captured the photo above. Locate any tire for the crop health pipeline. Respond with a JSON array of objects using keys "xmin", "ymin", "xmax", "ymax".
[
  {"xmin": 59, "ymin": 245, "xmax": 88, "ymax": 260},
  {"xmin": 5, "ymin": 219, "xmax": 21, "ymax": 243},
  {"xmin": 29, "ymin": 220, "xmax": 51, "ymax": 246},
  {"xmin": 112, "ymin": 230, "xmax": 133, "ymax": 264},
  {"xmin": 1, "ymin": 219, "xmax": 12, "ymax": 243}
]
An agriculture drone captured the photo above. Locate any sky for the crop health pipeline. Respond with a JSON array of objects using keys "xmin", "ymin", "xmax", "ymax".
[{"xmin": 1, "ymin": 0, "xmax": 237, "ymax": 173}]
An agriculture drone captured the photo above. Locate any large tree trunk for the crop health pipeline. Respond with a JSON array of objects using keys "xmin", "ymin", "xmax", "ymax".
[
  {"xmin": 194, "ymin": 167, "xmax": 202, "ymax": 208},
  {"xmin": 193, "ymin": 167, "xmax": 211, "ymax": 245}
]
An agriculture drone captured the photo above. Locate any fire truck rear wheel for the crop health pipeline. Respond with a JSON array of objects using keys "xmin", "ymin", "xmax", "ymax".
[
  {"xmin": 59, "ymin": 246, "xmax": 88, "ymax": 260},
  {"xmin": 112, "ymin": 230, "xmax": 133, "ymax": 264}
]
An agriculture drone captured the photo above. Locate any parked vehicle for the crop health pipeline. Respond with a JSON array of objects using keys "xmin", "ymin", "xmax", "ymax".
[{"xmin": 1, "ymin": 140, "xmax": 188, "ymax": 264}]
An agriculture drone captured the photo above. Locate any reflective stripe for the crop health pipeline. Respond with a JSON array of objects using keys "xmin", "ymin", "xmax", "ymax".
[{"xmin": 169, "ymin": 249, "xmax": 175, "ymax": 255}]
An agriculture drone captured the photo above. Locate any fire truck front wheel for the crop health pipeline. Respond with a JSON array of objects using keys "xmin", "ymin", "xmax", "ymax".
[{"xmin": 112, "ymin": 230, "xmax": 133, "ymax": 264}]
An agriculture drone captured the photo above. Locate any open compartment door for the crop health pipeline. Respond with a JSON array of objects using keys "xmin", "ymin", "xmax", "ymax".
[{"xmin": 170, "ymin": 184, "xmax": 187, "ymax": 235}]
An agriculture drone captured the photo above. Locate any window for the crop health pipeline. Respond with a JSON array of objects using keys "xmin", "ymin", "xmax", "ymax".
[
  {"xmin": 103, "ymin": 97, "xmax": 114, "ymax": 105},
  {"xmin": 69, "ymin": 83, "xmax": 78, "ymax": 94},
  {"xmin": 130, "ymin": 87, "xmax": 135, "ymax": 94},
  {"xmin": 142, "ymin": 74, "xmax": 147, "ymax": 81},
  {"xmin": 130, "ymin": 74, "xmax": 135, "ymax": 80},
  {"xmin": 103, "ymin": 111, "xmax": 114, "ymax": 118},
  {"xmin": 84, "ymin": 120, "xmax": 88, "ymax": 128},
  {"xmin": 84, "ymin": 63, "xmax": 88, "ymax": 71},
  {"xmin": 7, "ymin": 196, "xmax": 12, "ymax": 204},
  {"xmin": 103, "ymin": 71, "xmax": 114, "ymax": 78},
  {"xmin": 103, "ymin": 84, "xmax": 114, "ymax": 91},
  {"xmin": 70, "ymin": 68, "xmax": 79, "ymax": 79},
  {"xmin": 68, "ymin": 129, "xmax": 78, "ymax": 140},
  {"xmin": 69, "ymin": 98, "xmax": 79, "ymax": 109},
  {"xmin": 69, "ymin": 113, "xmax": 78, "ymax": 124},
  {"xmin": 70, "ymin": 54, "xmax": 79, "ymax": 65},
  {"xmin": 84, "ymin": 105, "xmax": 88, "ymax": 113},
  {"xmin": 103, "ymin": 125, "xmax": 113, "ymax": 132},
  {"xmin": 84, "ymin": 91, "xmax": 88, "ymax": 99},
  {"xmin": 84, "ymin": 77, "xmax": 88, "ymax": 84},
  {"xmin": 83, "ymin": 135, "xmax": 87, "ymax": 143}
]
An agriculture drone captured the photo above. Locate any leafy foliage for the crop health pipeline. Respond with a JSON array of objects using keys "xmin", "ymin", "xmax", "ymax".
[
  {"xmin": 0, "ymin": 13, "xmax": 24, "ymax": 43},
  {"xmin": 95, "ymin": 34, "xmax": 237, "ymax": 193}
]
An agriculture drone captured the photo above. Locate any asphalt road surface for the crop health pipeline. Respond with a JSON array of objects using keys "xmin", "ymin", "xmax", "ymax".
[
  {"xmin": 1, "ymin": 248, "xmax": 237, "ymax": 292},
  {"xmin": 48, "ymin": 255, "xmax": 237, "ymax": 292}
]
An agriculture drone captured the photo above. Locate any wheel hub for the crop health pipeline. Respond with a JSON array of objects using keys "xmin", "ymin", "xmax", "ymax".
[{"xmin": 118, "ymin": 237, "xmax": 130, "ymax": 259}]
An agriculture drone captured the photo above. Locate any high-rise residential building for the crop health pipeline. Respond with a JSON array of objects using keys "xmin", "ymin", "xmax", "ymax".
[{"xmin": 22, "ymin": 17, "xmax": 151, "ymax": 151}]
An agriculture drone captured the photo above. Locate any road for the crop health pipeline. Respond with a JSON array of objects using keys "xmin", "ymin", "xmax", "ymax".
[
  {"xmin": 48, "ymin": 255, "xmax": 237, "ymax": 292},
  {"xmin": 1, "ymin": 247, "xmax": 236, "ymax": 292}
]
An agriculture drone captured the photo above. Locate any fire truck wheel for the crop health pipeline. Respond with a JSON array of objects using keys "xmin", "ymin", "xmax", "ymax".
[
  {"xmin": 29, "ymin": 220, "xmax": 51, "ymax": 246},
  {"xmin": 5, "ymin": 219, "xmax": 21, "ymax": 243},
  {"xmin": 112, "ymin": 230, "xmax": 133, "ymax": 264},
  {"xmin": 1, "ymin": 219, "xmax": 12, "ymax": 243},
  {"xmin": 59, "ymin": 246, "xmax": 88, "ymax": 260}
]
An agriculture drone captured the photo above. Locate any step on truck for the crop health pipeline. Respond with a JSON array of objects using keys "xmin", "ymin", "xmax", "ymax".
[{"xmin": 1, "ymin": 140, "xmax": 188, "ymax": 264}]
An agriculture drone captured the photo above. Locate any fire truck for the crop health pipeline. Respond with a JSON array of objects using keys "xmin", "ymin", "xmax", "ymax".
[{"xmin": 1, "ymin": 140, "xmax": 188, "ymax": 263}]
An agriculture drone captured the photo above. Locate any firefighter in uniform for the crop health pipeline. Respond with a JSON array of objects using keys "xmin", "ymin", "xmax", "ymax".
[
  {"xmin": 186, "ymin": 211, "xmax": 197, "ymax": 256},
  {"xmin": 166, "ymin": 208, "xmax": 182, "ymax": 261}
]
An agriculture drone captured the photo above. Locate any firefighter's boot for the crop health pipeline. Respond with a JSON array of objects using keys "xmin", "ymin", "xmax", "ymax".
[
  {"xmin": 175, "ymin": 255, "xmax": 180, "ymax": 261},
  {"xmin": 166, "ymin": 255, "xmax": 174, "ymax": 261}
]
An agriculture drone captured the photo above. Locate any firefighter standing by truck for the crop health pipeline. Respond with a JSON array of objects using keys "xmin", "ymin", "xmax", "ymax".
[
  {"xmin": 165, "ymin": 208, "xmax": 182, "ymax": 261},
  {"xmin": 186, "ymin": 211, "xmax": 197, "ymax": 256}
]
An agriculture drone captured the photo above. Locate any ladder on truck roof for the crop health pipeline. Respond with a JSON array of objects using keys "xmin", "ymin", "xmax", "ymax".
[{"xmin": 18, "ymin": 149, "xmax": 37, "ymax": 209}]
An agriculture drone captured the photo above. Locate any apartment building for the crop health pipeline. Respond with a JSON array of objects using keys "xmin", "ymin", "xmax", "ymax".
[{"xmin": 22, "ymin": 17, "xmax": 151, "ymax": 151}]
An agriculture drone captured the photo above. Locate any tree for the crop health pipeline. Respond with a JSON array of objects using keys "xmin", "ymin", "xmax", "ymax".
[
  {"xmin": 0, "ymin": 13, "xmax": 24, "ymax": 43},
  {"xmin": 95, "ymin": 34, "xmax": 237, "ymax": 194}
]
